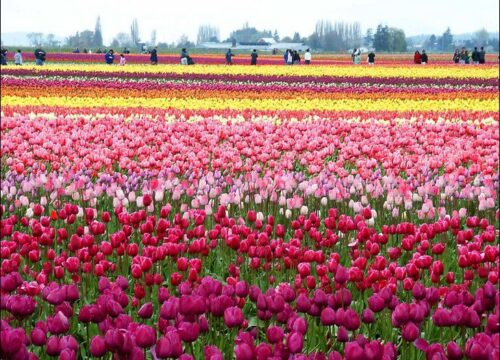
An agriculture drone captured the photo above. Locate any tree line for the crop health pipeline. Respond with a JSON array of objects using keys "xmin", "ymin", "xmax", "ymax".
[{"xmin": 24, "ymin": 17, "xmax": 498, "ymax": 52}]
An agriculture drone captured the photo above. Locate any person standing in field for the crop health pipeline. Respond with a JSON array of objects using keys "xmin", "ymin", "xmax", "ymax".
[
  {"xmin": 421, "ymin": 50, "xmax": 428, "ymax": 64},
  {"xmin": 478, "ymin": 47, "xmax": 486, "ymax": 64},
  {"xmin": 225, "ymin": 49, "xmax": 234, "ymax": 65},
  {"xmin": 453, "ymin": 49, "xmax": 460, "ymax": 64},
  {"xmin": 251, "ymin": 49, "xmax": 258, "ymax": 65},
  {"xmin": 105, "ymin": 49, "xmax": 115, "ymax": 64},
  {"xmin": 0, "ymin": 47, "xmax": 7, "ymax": 65},
  {"xmin": 464, "ymin": 50, "xmax": 470, "ymax": 64},
  {"xmin": 150, "ymin": 47, "xmax": 158, "ymax": 65},
  {"xmin": 304, "ymin": 48, "xmax": 311, "ymax": 64},
  {"xmin": 180, "ymin": 48, "xmax": 188, "ymax": 65},
  {"xmin": 352, "ymin": 48, "xmax": 361, "ymax": 64},
  {"xmin": 14, "ymin": 50, "xmax": 22, "ymax": 65},
  {"xmin": 367, "ymin": 51, "xmax": 375, "ymax": 65},
  {"xmin": 459, "ymin": 47, "xmax": 467, "ymax": 64},
  {"xmin": 414, "ymin": 50, "xmax": 422, "ymax": 64},
  {"xmin": 471, "ymin": 47, "xmax": 479, "ymax": 64},
  {"xmin": 119, "ymin": 54, "xmax": 126, "ymax": 66},
  {"xmin": 34, "ymin": 47, "xmax": 46, "ymax": 65}
]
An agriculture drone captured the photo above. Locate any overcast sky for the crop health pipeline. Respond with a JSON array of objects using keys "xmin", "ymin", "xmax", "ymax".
[{"xmin": 1, "ymin": 0, "xmax": 499, "ymax": 44}]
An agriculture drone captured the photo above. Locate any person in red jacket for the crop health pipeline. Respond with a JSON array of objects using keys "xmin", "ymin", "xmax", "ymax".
[{"xmin": 414, "ymin": 50, "xmax": 422, "ymax": 64}]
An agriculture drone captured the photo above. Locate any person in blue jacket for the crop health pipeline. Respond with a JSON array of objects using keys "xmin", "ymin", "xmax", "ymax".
[
  {"xmin": 105, "ymin": 49, "xmax": 115, "ymax": 64},
  {"xmin": 150, "ymin": 47, "xmax": 158, "ymax": 65},
  {"xmin": 225, "ymin": 49, "xmax": 234, "ymax": 65}
]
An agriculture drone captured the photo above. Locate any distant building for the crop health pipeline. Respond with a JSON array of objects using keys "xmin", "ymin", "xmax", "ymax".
[{"xmin": 198, "ymin": 38, "xmax": 308, "ymax": 51}]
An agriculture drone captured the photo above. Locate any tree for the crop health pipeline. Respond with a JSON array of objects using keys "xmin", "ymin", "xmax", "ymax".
[
  {"xmin": 437, "ymin": 27, "xmax": 453, "ymax": 51},
  {"xmin": 281, "ymin": 36, "xmax": 293, "ymax": 42},
  {"xmin": 364, "ymin": 28, "xmax": 373, "ymax": 47},
  {"xmin": 308, "ymin": 32, "xmax": 321, "ymax": 49},
  {"xmin": 111, "ymin": 32, "xmax": 132, "ymax": 48},
  {"xmin": 27, "ymin": 32, "xmax": 44, "ymax": 46},
  {"xmin": 94, "ymin": 16, "xmax": 103, "ymax": 47},
  {"xmin": 229, "ymin": 24, "xmax": 272, "ymax": 43},
  {"xmin": 45, "ymin": 34, "xmax": 60, "ymax": 47},
  {"xmin": 177, "ymin": 34, "xmax": 194, "ymax": 48},
  {"xmin": 292, "ymin": 32, "xmax": 301, "ymax": 42},
  {"xmin": 373, "ymin": 25, "xmax": 390, "ymax": 51},
  {"xmin": 372, "ymin": 25, "xmax": 406, "ymax": 52},
  {"xmin": 389, "ymin": 28, "xmax": 407, "ymax": 52},
  {"xmin": 130, "ymin": 18, "xmax": 140, "ymax": 45},
  {"xmin": 273, "ymin": 30, "xmax": 280, "ymax": 42},
  {"xmin": 150, "ymin": 29, "xmax": 157, "ymax": 46},
  {"xmin": 473, "ymin": 28, "xmax": 489, "ymax": 46},
  {"xmin": 424, "ymin": 34, "xmax": 437, "ymax": 51},
  {"xmin": 66, "ymin": 30, "xmax": 95, "ymax": 48},
  {"xmin": 197, "ymin": 25, "xmax": 220, "ymax": 44}
]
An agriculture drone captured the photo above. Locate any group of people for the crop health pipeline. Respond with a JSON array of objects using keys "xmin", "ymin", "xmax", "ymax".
[
  {"xmin": 453, "ymin": 47, "xmax": 486, "ymax": 64},
  {"xmin": 283, "ymin": 49, "xmax": 302, "ymax": 64},
  {"xmin": 226, "ymin": 48, "xmax": 312, "ymax": 66},
  {"xmin": 350, "ymin": 48, "xmax": 376, "ymax": 65},
  {"xmin": 413, "ymin": 50, "xmax": 429, "ymax": 64},
  {"xmin": 102, "ymin": 47, "xmax": 158, "ymax": 66},
  {"xmin": 1, "ymin": 47, "xmax": 23, "ymax": 65}
]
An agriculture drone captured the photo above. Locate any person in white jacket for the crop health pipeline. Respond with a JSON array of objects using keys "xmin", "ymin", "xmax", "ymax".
[
  {"xmin": 304, "ymin": 49, "xmax": 312, "ymax": 64},
  {"xmin": 14, "ymin": 50, "xmax": 22, "ymax": 65}
]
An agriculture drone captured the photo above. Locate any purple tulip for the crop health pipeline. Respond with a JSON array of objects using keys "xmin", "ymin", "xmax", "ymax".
[
  {"xmin": 337, "ymin": 326, "xmax": 349, "ymax": 342},
  {"xmin": 255, "ymin": 343, "xmax": 272, "ymax": 360},
  {"xmin": 344, "ymin": 308, "xmax": 361, "ymax": 331},
  {"xmin": 362, "ymin": 309, "xmax": 375, "ymax": 324},
  {"xmin": 178, "ymin": 321, "xmax": 200, "ymax": 343},
  {"xmin": 447, "ymin": 341, "xmax": 463, "ymax": 360},
  {"xmin": 155, "ymin": 331, "xmax": 183, "ymax": 359},
  {"xmin": 64, "ymin": 285, "xmax": 80, "ymax": 302},
  {"xmin": 78, "ymin": 305, "xmax": 93, "ymax": 323},
  {"xmin": 344, "ymin": 341, "xmax": 365, "ymax": 360},
  {"xmin": 59, "ymin": 335, "xmax": 78, "ymax": 351},
  {"xmin": 287, "ymin": 332, "xmax": 303, "ymax": 354},
  {"xmin": 46, "ymin": 335, "xmax": 61, "ymax": 356},
  {"xmin": 320, "ymin": 308, "xmax": 336, "ymax": 326},
  {"xmin": 138, "ymin": 302, "xmax": 153, "ymax": 319},
  {"xmin": 30, "ymin": 327, "xmax": 47, "ymax": 346},
  {"xmin": 334, "ymin": 265, "xmax": 348, "ymax": 284},
  {"xmin": 160, "ymin": 297, "xmax": 179, "ymax": 320},
  {"xmin": 266, "ymin": 326, "xmax": 284, "ymax": 344},
  {"xmin": 296, "ymin": 294, "xmax": 311, "ymax": 313},
  {"xmin": 59, "ymin": 349, "xmax": 77, "ymax": 360},
  {"xmin": 204, "ymin": 345, "xmax": 224, "ymax": 360},
  {"xmin": 234, "ymin": 342, "xmax": 254, "ymax": 360},
  {"xmin": 368, "ymin": 294, "xmax": 385, "ymax": 313},
  {"xmin": 235, "ymin": 281, "xmax": 249, "ymax": 298},
  {"xmin": 401, "ymin": 322, "xmax": 420, "ymax": 342},
  {"xmin": 179, "ymin": 295, "xmax": 206, "ymax": 316},
  {"xmin": 135, "ymin": 325, "xmax": 156, "ymax": 348},
  {"xmin": 0, "ymin": 328, "xmax": 26, "ymax": 356},
  {"xmin": 90, "ymin": 336, "xmax": 107, "ymax": 357},
  {"xmin": 7, "ymin": 295, "xmax": 36, "ymax": 318},
  {"xmin": 48, "ymin": 311, "xmax": 70, "ymax": 334},
  {"xmin": 224, "ymin": 306, "xmax": 244, "ymax": 328}
]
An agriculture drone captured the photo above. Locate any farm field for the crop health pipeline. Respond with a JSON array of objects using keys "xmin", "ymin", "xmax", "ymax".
[{"xmin": 0, "ymin": 59, "xmax": 499, "ymax": 360}]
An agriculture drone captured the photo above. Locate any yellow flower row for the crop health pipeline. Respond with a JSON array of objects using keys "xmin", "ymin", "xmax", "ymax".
[
  {"xmin": 8, "ymin": 64, "xmax": 498, "ymax": 79},
  {"xmin": 3, "ymin": 95, "xmax": 497, "ymax": 112}
]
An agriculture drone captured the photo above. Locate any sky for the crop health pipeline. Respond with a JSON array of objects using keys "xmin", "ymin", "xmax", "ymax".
[{"xmin": 1, "ymin": 0, "xmax": 499, "ymax": 44}]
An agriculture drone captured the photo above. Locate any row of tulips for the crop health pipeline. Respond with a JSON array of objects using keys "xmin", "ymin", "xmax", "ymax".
[
  {"xmin": 2, "ymin": 64, "xmax": 498, "ymax": 79},
  {"xmin": 1, "ymin": 62, "xmax": 499, "ymax": 359}
]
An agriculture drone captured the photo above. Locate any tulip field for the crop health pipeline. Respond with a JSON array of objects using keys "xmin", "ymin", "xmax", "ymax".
[{"xmin": 0, "ymin": 59, "xmax": 499, "ymax": 360}]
